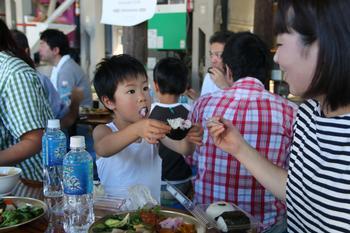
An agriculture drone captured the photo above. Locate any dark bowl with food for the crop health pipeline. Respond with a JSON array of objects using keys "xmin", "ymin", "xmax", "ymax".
[
  {"xmin": 167, "ymin": 118, "xmax": 192, "ymax": 140},
  {"xmin": 167, "ymin": 127, "xmax": 192, "ymax": 140}
]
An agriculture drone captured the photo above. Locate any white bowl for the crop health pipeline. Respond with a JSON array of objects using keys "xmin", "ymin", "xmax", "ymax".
[{"xmin": 0, "ymin": 167, "xmax": 22, "ymax": 195}]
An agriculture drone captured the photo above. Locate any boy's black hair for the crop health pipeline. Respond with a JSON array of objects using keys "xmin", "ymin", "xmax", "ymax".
[
  {"xmin": 275, "ymin": 0, "xmax": 350, "ymax": 111},
  {"xmin": 93, "ymin": 54, "xmax": 148, "ymax": 101},
  {"xmin": 40, "ymin": 29, "xmax": 69, "ymax": 56},
  {"xmin": 209, "ymin": 31, "xmax": 235, "ymax": 45},
  {"xmin": 153, "ymin": 57, "xmax": 188, "ymax": 95},
  {"xmin": 222, "ymin": 32, "xmax": 271, "ymax": 86}
]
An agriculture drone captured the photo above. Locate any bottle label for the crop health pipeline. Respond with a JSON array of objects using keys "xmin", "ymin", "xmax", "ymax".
[
  {"xmin": 63, "ymin": 162, "xmax": 93, "ymax": 195},
  {"xmin": 43, "ymin": 137, "xmax": 66, "ymax": 166}
]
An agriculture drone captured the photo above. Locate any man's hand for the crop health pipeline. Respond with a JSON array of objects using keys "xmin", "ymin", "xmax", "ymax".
[
  {"xmin": 70, "ymin": 88, "xmax": 84, "ymax": 105},
  {"xmin": 209, "ymin": 67, "xmax": 231, "ymax": 89},
  {"xmin": 184, "ymin": 88, "xmax": 199, "ymax": 101}
]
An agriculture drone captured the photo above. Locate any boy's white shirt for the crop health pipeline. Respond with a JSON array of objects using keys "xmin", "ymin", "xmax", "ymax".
[{"xmin": 96, "ymin": 121, "xmax": 161, "ymax": 202}]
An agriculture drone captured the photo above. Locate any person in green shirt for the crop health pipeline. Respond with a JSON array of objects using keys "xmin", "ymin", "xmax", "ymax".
[{"xmin": 0, "ymin": 19, "xmax": 53, "ymax": 181}]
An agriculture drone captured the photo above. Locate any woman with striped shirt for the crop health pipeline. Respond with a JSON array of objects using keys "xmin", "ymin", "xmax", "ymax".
[{"xmin": 207, "ymin": 0, "xmax": 350, "ymax": 232}]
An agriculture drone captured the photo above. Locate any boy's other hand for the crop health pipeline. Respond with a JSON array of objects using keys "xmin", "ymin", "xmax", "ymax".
[
  {"xmin": 186, "ymin": 123, "xmax": 204, "ymax": 146},
  {"xmin": 137, "ymin": 119, "xmax": 171, "ymax": 144}
]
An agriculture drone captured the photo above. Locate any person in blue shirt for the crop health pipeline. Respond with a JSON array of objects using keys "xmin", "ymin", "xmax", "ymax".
[{"xmin": 11, "ymin": 29, "xmax": 83, "ymax": 129}]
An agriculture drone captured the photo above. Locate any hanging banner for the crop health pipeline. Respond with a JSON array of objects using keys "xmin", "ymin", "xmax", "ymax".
[{"xmin": 101, "ymin": 0, "xmax": 156, "ymax": 26}]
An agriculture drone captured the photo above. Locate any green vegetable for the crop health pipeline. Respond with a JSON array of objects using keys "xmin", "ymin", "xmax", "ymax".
[
  {"xmin": 105, "ymin": 219, "xmax": 121, "ymax": 228},
  {"xmin": 0, "ymin": 204, "xmax": 44, "ymax": 228},
  {"xmin": 105, "ymin": 213, "xmax": 129, "ymax": 228},
  {"xmin": 91, "ymin": 223, "xmax": 109, "ymax": 233}
]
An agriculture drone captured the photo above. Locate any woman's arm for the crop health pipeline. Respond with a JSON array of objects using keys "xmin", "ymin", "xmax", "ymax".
[{"xmin": 208, "ymin": 117, "xmax": 288, "ymax": 201}]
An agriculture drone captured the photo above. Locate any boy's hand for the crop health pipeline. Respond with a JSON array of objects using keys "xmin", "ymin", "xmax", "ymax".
[
  {"xmin": 186, "ymin": 123, "xmax": 203, "ymax": 146},
  {"xmin": 136, "ymin": 119, "xmax": 171, "ymax": 144}
]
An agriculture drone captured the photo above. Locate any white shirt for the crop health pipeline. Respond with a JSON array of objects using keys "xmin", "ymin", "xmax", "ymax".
[
  {"xmin": 50, "ymin": 55, "xmax": 70, "ymax": 90},
  {"xmin": 96, "ymin": 122, "xmax": 162, "ymax": 201},
  {"xmin": 200, "ymin": 72, "xmax": 221, "ymax": 96}
]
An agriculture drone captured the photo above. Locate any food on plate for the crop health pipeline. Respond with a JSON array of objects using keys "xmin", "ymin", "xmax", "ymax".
[
  {"xmin": 90, "ymin": 207, "xmax": 197, "ymax": 233},
  {"xmin": 206, "ymin": 201, "xmax": 250, "ymax": 232},
  {"xmin": 166, "ymin": 118, "xmax": 192, "ymax": 140},
  {"xmin": 0, "ymin": 198, "xmax": 44, "ymax": 228}
]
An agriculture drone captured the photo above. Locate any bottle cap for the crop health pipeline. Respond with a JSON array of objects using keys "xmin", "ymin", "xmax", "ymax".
[
  {"xmin": 70, "ymin": 136, "xmax": 85, "ymax": 148},
  {"xmin": 47, "ymin": 119, "xmax": 60, "ymax": 129}
]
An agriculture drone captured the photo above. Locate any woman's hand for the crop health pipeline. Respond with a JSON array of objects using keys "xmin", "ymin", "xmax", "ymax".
[
  {"xmin": 207, "ymin": 117, "xmax": 247, "ymax": 155},
  {"xmin": 186, "ymin": 123, "xmax": 204, "ymax": 146}
]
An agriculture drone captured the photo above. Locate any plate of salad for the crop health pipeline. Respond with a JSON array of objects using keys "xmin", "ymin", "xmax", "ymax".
[
  {"xmin": 89, "ymin": 206, "xmax": 205, "ymax": 233},
  {"xmin": 0, "ymin": 197, "xmax": 47, "ymax": 232}
]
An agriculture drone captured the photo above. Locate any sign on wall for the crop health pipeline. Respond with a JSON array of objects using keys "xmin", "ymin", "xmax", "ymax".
[{"xmin": 101, "ymin": 0, "xmax": 157, "ymax": 26}]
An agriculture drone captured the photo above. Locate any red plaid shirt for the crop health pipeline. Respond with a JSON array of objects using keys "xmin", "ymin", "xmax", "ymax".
[{"xmin": 188, "ymin": 78, "xmax": 297, "ymax": 229}]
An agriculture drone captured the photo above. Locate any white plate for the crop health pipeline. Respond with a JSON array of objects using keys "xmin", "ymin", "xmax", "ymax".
[{"xmin": 0, "ymin": 196, "xmax": 48, "ymax": 232}]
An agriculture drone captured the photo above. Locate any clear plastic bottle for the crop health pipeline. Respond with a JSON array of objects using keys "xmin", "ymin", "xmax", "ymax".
[
  {"xmin": 42, "ymin": 119, "xmax": 66, "ymax": 197},
  {"xmin": 63, "ymin": 136, "xmax": 94, "ymax": 233},
  {"xmin": 59, "ymin": 80, "xmax": 71, "ymax": 106},
  {"xmin": 179, "ymin": 95, "xmax": 188, "ymax": 104}
]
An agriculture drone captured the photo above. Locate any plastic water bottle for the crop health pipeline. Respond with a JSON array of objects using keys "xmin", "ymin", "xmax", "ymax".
[
  {"xmin": 179, "ymin": 95, "xmax": 188, "ymax": 104},
  {"xmin": 63, "ymin": 136, "xmax": 94, "ymax": 233},
  {"xmin": 42, "ymin": 119, "xmax": 66, "ymax": 197},
  {"xmin": 59, "ymin": 80, "xmax": 71, "ymax": 106}
]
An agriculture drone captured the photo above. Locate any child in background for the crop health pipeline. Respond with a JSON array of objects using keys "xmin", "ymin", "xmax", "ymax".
[
  {"xmin": 149, "ymin": 57, "xmax": 193, "ymax": 208},
  {"xmin": 92, "ymin": 54, "xmax": 203, "ymax": 201}
]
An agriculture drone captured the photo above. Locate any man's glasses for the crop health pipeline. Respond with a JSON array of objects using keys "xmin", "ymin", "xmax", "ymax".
[{"xmin": 209, "ymin": 51, "xmax": 223, "ymax": 58}]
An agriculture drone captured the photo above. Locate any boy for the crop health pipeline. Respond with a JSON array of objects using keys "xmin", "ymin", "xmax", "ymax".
[
  {"xmin": 92, "ymin": 54, "xmax": 203, "ymax": 201},
  {"xmin": 149, "ymin": 57, "xmax": 193, "ymax": 208}
]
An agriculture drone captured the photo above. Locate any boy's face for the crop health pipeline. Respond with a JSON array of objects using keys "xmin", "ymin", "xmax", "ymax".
[{"xmin": 105, "ymin": 74, "xmax": 151, "ymax": 128}]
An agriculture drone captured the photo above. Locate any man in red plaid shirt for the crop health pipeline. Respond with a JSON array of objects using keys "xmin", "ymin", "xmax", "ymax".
[{"xmin": 188, "ymin": 32, "xmax": 297, "ymax": 231}]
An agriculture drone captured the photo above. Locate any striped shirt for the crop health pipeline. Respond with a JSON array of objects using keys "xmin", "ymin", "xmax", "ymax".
[
  {"xmin": 287, "ymin": 99, "xmax": 350, "ymax": 232},
  {"xmin": 0, "ymin": 52, "xmax": 53, "ymax": 181},
  {"xmin": 189, "ymin": 78, "xmax": 297, "ymax": 229}
]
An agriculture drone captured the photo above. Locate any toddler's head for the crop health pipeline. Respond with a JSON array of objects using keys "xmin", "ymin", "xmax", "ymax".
[
  {"xmin": 93, "ymin": 54, "xmax": 150, "ymax": 121},
  {"xmin": 153, "ymin": 57, "xmax": 188, "ymax": 97}
]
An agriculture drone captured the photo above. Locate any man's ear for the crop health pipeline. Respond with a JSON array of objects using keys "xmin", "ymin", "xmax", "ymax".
[
  {"xmin": 101, "ymin": 96, "xmax": 115, "ymax": 111},
  {"xmin": 225, "ymin": 65, "xmax": 234, "ymax": 86},
  {"xmin": 153, "ymin": 81, "xmax": 160, "ymax": 92},
  {"xmin": 52, "ymin": 47, "xmax": 60, "ymax": 56}
]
